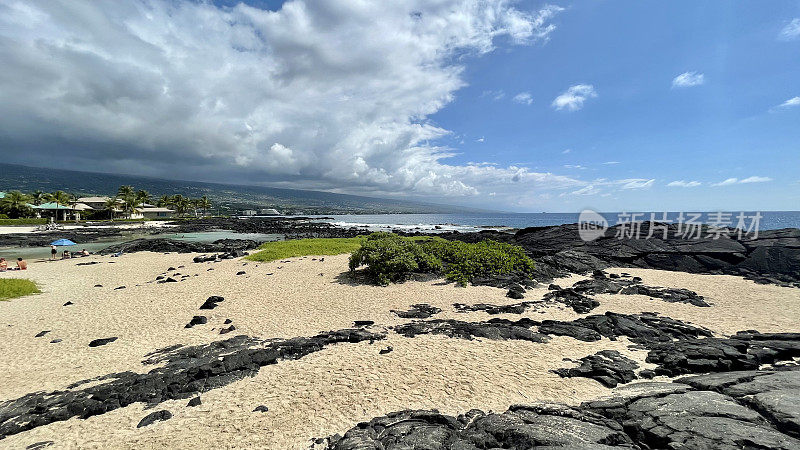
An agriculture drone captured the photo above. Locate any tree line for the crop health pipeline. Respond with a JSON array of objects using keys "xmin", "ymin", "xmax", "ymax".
[{"xmin": 0, "ymin": 186, "xmax": 212, "ymax": 220}]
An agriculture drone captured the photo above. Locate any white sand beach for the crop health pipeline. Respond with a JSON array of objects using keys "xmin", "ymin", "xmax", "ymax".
[{"xmin": 0, "ymin": 253, "xmax": 798, "ymax": 449}]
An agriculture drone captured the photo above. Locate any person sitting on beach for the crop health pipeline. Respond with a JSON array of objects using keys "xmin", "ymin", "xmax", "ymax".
[
  {"xmin": 81, "ymin": 249, "xmax": 90, "ymax": 256},
  {"xmin": 16, "ymin": 258, "xmax": 27, "ymax": 270},
  {"xmin": 0, "ymin": 258, "xmax": 7, "ymax": 272},
  {"xmin": 62, "ymin": 250, "xmax": 71, "ymax": 259},
  {"xmin": 50, "ymin": 245, "xmax": 57, "ymax": 260}
]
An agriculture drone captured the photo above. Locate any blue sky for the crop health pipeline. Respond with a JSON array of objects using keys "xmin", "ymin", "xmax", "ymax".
[
  {"xmin": 1, "ymin": 0, "xmax": 798, "ymax": 212},
  {"xmin": 430, "ymin": 1, "xmax": 800, "ymax": 211}
]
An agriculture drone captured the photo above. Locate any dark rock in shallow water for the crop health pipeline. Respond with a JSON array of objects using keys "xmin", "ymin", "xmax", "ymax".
[
  {"xmin": 88, "ymin": 337, "xmax": 117, "ymax": 347},
  {"xmin": 186, "ymin": 397, "xmax": 201, "ymax": 407},
  {"xmin": 100, "ymin": 238, "xmax": 259, "ymax": 255},
  {"xmin": 0, "ymin": 329, "xmax": 384, "ymax": 438},
  {"xmin": 199, "ymin": 296, "xmax": 224, "ymax": 310},
  {"xmin": 185, "ymin": 316, "xmax": 207, "ymax": 328},
  {"xmin": 137, "ymin": 410, "xmax": 172, "ymax": 428},
  {"xmin": 553, "ymin": 350, "xmax": 638, "ymax": 387},
  {"xmin": 390, "ymin": 303, "xmax": 441, "ymax": 319}
]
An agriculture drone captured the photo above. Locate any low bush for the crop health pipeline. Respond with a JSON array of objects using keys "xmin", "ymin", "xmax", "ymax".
[
  {"xmin": 349, "ymin": 233, "xmax": 534, "ymax": 286},
  {"xmin": 349, "ymin": 233, "xmax": 442, "ymax": 285},
  {"xmin": 0, "ymin": 279, "xmax": 41, "ymax": 301}
]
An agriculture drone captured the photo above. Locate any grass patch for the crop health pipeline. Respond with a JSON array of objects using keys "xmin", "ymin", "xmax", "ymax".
[
  {"xmin": 245, "ymin": 237, "xmax": 367, "ymax": 262},
  {"xmin": 0, "ymin": 279, "xmax": 41, "ymax": 301},
  {"xmin": 0, "ymin": 218, "xmax": 48, "ymax": 225}
]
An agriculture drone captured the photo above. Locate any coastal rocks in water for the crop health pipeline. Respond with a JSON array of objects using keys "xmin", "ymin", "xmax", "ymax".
[
  {"xmin": 88, "ymin": 337, "xmax": 117, "ymax": 347},
  {"xmin": 100, "ymin": 238, "xmax": 259, "ymax": 256},
  {"xmin": 0, "ymin": 329, "xmax": 385, "ymax": 439},
  {"xmin": 553, "ymin": 350, "xmax": 639, "ymax": 387},
  {"xmin": 137, "ymin": 410, "xmax": 172, "ymax": 428},
  {"xmin": 395, "ymin": 318, "xmax": 547, "ymax": 343},
  {"xmin": 325, "ymin": 404, "xmax": 634, "ymax": 449},
  {"xmin": 184, "ymin": 316, "xmax": 207, "ymax": 328},
  {"xmin": 512, "ymin": 223, "xmax": 800, "ymax": 288},
  {"xmin": 390, "ymin": 303, "xmax": 441, "ymax": 319},
  {"xmin": 199, "ymin": 296, "xmax": 224, "ymax": 310}
]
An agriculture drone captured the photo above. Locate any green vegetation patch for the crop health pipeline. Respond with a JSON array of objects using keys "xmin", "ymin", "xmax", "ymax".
[
  {"xmin": 0, "ymin": 279, "xmax": 41, "ymax": 301},
  {"xmin": 349, "ymin": 232, "xmax": 534, "ymax": 286},
  {"xmin": 245, "ymin": 237, "xmax": 367, "ymax": 262},
  {"xmin": 0, "ymin": 218, "xmax": 48, "ymax": 225}
]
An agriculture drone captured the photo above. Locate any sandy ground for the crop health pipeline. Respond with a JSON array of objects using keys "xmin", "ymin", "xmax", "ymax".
[{"xmin": 0, "ymin": 253, "xmax": 798, "ymax": 449}]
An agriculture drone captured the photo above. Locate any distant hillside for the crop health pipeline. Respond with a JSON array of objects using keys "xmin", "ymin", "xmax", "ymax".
[{"xmin": 0, "ymin": 163, "xmax": 479, "ymax": 215}]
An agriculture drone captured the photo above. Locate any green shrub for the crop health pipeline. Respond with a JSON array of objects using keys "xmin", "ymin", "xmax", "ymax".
[
  {"xmin": 349, "ymin": 233, "xmax": 442, "ymax": 285},
  {"xmin": 349, "ymin": 233, "xmax": 534, "ymax": 286},
  {"xmin": 0, "ymin": 279, "xmax": 40, "ymax": 301},
  {"xmin": 0, "ymin": 218, "xmax": 47, "ymax": 225}
]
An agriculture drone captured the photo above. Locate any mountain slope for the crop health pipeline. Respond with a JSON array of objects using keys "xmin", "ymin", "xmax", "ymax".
[{"xmin": 0, "ymin": 163, "xmax": 480, "ymax": 214}]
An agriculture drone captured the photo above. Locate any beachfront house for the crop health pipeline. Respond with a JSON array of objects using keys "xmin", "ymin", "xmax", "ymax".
[{"xmin": 76, "ymin": 196, "xmax": 175, "ymax": 219}]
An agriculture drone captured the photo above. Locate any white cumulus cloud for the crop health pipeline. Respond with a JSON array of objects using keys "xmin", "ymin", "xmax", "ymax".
[
  {"xmin": 672, "ymin": 71, "xmax": 705, "ymax": 88},
  {"xmin": 776, "ymin": 96, "xmax": 800, "ymax": 109},
  {"xmin": 551, "ymin": 84, "xmax": 597, "ymax": 111},
  {"xmin": 512, "ymin": 91, "xmax": 533, "ymax": 105},
  {"xmin": 667, "ymin": 180, "xmax": 701, "ymax": 187},
  {"xmin": 0, "ymin": 0, "xmax": 578, "ymax": 201},
  {"xmin": 779, "ymin": 18, "xmax": 800, "ymax": 40}
]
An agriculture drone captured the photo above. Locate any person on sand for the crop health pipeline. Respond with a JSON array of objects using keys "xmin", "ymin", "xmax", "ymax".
[
  {"xmin": 16, "ymin": 258, "xmax": 27, "ymax": 270},
  {"xmin": 0, "ymin": 258, "xmax": 7, "ymax": 272},
  {"xmin": 81, "ymin": 249, "xmax": 90, "ymax": 256},
  {"xmin": 62, "ymin": 250, "xmax": 70, "ymax": 259},
  {"xmin": 50, "ymin": 245, "xmax": 57, "ymax": 260}
]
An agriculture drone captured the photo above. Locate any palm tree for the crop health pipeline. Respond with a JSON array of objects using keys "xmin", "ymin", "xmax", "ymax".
[
  {"xmin": 156, "ymin": 195, "xmax": 171, "ymax": 207},
  {"xmin": 171, "ymin": 195, "xmax": 191, "ymax": 217},
  {"xmin": 197, "ymin": 195, "xmax": 212, "ymax": 216},
  {"xmin": 30, "ymin": 190, "xmax": 46, "ymax": 206},
  {"xmin": 0, "ymin": 191, "xmax": 32, "ymax": 219},
  {"xmin": 135, "ymin": 190, "xmax": 151, "ymax": 206},
  {"xmin": 117, "ymin": 185, "xmax": 135, "ymax": 198},
  {"xmin": 47, "ymin": 191, "xmax": 72, "ymax": 221},
  {"xmin": 104, "ymin": 197, "xmax": 119, "ymax": 220}
]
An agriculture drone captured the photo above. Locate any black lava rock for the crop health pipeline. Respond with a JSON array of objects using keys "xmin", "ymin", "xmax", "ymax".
[
  {"xmin": 199, "ymin": 296, "xmax": 224, "ymax": 310},
  {"xmin": 186, "ymin": 397, "xmax": 201, "ymax": 407},
  {"xmin": 88, "ymin": 337, "xmax": 117, "ymax": 347},
  {"xmin": 136, "ymin": 410, "xmax": 172, "ymax": 428},
  {"xmin": 253, "ymin": 405, "xmax": 269, "ymax": 413},
  {"xmin": 184, "ymin": 316, "xmax": 207, "ymax": 328}
]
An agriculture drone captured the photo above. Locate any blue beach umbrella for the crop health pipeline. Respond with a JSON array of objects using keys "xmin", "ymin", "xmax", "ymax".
[{"xmin": 50, "ymin": 239, "xmax": 76, "ymax": 246}]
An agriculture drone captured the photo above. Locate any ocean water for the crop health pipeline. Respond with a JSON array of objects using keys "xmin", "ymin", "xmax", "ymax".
[{"xmin": 308, "ymin": 211, "xmax": 800, "ymax": 233}]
